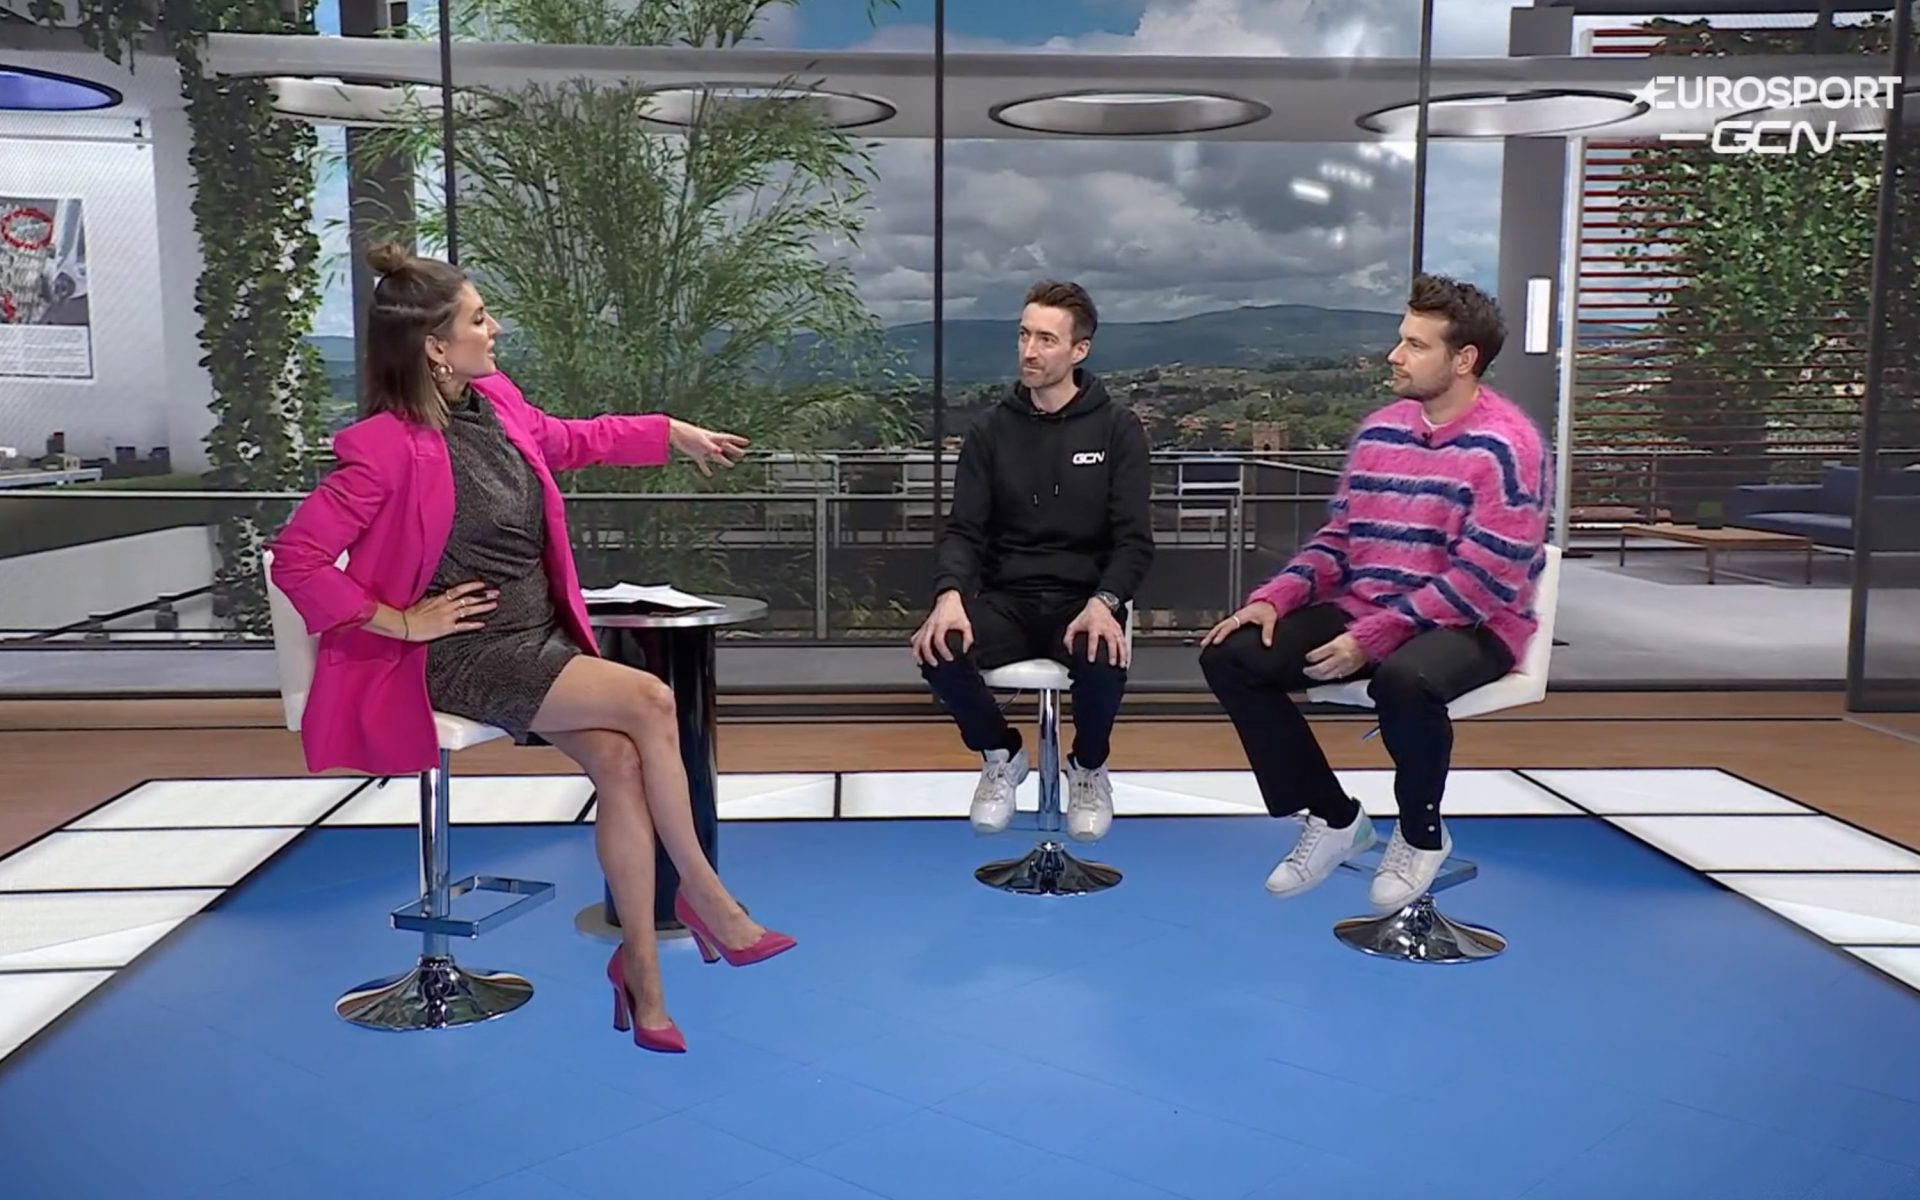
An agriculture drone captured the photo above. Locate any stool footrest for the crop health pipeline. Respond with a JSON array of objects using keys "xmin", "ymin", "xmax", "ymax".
[{"xmin": 391, "ymin": 875, "xmax": 554, "ymax": 938}]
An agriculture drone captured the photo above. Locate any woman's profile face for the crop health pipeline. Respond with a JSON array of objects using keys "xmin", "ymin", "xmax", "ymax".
[{"xmin": 428, "ymin": 283, "xmax": 500, "ymax": 381}]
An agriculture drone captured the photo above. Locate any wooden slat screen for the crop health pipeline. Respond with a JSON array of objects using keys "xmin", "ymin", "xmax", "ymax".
[{"xmin": 1569, "ymin": 22, "xmax": 1890, "ymax": 525}]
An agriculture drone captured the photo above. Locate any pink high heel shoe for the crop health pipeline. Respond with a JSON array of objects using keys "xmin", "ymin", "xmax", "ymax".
[
  {"xmin": 673, "ymin": 893, "xmax": 796, "ymax": 967},
  {"xmin": 605, "ymin": 947, "xmax": 686, "ymax": 1053}
]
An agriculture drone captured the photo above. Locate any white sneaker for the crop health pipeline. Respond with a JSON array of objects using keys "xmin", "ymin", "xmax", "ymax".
[
  {"xmin": 1065, "ymin": 757, "xmax": 1113, "ymax": 842},
  {"xmin": 1266, "ymin": 809, "xmax": 1376, "ymax": 897},
  {"xmin": 1369, "ymin": 822, "xmax": 1452, "ymax": 914},
  {"xmin": 970, "ymin": 746, "xmax": 1028, "ymax": 833}
]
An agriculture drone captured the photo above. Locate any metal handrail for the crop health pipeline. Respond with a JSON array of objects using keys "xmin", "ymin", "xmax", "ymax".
[{"xmin": 3, "ymin": 488, "xmax": 1326, "ymax": 644}]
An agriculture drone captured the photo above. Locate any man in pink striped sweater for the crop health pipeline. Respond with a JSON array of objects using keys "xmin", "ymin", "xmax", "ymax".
[{"xmin": 1200, "ymin": 274, "xmax": 1549, "ymax": 912}]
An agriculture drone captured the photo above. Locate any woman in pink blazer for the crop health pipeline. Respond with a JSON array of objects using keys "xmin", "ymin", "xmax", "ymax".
[{"xmin": 269, "ymin": 243, "xmax": 792, "ymax": 1054}]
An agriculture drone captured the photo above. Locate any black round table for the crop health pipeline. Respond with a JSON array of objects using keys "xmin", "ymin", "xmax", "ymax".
[{"xmin": 573, "ymin": 595, "xmax": 767, "ymax": 940}]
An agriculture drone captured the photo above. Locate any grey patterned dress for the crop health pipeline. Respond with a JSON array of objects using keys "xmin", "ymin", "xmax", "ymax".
[{"xmin": 423, "ymin": 388, "xmax": 582, "ymax": 743}]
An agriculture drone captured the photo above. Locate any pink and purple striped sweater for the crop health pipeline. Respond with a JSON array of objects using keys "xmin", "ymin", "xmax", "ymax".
[{"xmin": 1248, "ymin": 385, "xmax": 1550, "ymax": 666}]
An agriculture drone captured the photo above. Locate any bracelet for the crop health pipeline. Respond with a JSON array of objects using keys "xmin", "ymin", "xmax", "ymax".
[{"xmin": 401, "ymin": 611, "xmax": 411, "ymax": 642}]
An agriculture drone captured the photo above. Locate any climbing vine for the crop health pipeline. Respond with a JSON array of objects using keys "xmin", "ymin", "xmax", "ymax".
[
  {"xmin": 36, "ymin": 0, "xmax": 333, "ymax": 631},
  {"xmin": 1606, "ymin": 17, "xmax": 1912, "ymax": 506}
]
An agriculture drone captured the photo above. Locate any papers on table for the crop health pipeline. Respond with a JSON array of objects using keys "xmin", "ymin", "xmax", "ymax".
[{"xmin": 580, "ymin": 582, "xmax": 722, "ymax": 610}]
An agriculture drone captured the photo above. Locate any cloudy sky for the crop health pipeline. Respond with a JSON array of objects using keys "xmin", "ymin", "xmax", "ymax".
[{"xmin": 310, "ymin": 0, "xmax": 1517, "ymax": 336}]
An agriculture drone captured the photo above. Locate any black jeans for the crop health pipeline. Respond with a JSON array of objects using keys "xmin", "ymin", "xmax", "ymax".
[
  {"xmin": 921, "ymin": 589, "xmax": 1127, "ymax": 770},
  {"xmin": 1199, "ymin": 603, "xmax": 1512, "ymax": 850}
]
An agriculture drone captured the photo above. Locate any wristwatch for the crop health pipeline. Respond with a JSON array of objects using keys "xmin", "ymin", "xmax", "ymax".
[{"xmin": 1094, "ymin": 590, "xmax": 1124, "ymax": 620}]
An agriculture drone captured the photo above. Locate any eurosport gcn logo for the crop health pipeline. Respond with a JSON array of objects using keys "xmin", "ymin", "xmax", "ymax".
[{"xmin": 1633, "ymin": 74, "xmax": 1903, "ymax": 154}]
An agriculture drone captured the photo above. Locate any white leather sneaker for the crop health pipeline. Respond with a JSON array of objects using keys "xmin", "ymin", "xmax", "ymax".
[
  {"xmin": 1368, "ymin": 822, "xmax": 1452, "ymax": 914},
  {"xmin": 1065, "ymin": 757, "xmax": 1113, "ymax": 842},
  {"xmin": 1265, "ymin": 809, "xmax": 1376, "ymax": 897},
  {"xmin": 970, "ymin": 746, "xmax": 1028, "ymax": 833}
]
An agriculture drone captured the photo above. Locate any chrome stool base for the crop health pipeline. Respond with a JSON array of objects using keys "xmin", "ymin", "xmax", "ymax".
[
  {"xmin": 971, "ymin": 681, "xmax": 1122, "ymax": 896},
  {"xmin": 1332, "ymin": 896, "xmax": 1506, "ymax": 963},
  {"xmin": 1332, "ymin": 834, "xmax": 1503, "ymax": 964},
  {"xmin": 976, "ymin": 840, "xmax": 1122, "ymax": 896},
  {"xmin": 335, "ymin": 954, "xmax": 534, "ymax": 1031}
]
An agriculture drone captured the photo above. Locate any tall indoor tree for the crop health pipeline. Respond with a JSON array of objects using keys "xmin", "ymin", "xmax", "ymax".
[{"xmin": 356, "ymin": 0, "xmax": 913, "ymax": 605}]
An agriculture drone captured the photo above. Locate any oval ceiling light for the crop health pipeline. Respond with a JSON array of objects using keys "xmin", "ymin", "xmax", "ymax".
[
  {"xmin": 1727, "ymin": 85, "xmax": 1919, "ymax": 135},
  {"xmin": 990, "ymin": 90, "xmax": 1270, "ymax": 136},
  {"xmin": 1356, "ymin": 90, "xmax": 1646, "ymax": 138},
  {"xmin": 257, "ymin": 76, "xmax": 508, "ymax": 128},
  {"xmin": 636, "ymin": 84, "xmax": 895, "ymax": 130},
  {"xmin": 0, "ymin": 65, "xmax": 122, "ymax": 112}
]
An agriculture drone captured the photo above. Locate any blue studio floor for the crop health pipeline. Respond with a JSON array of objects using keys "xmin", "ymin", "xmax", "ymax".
[{"xmin": 5, "ymin": 779, "xmax": 1920, "ymax": 1199}]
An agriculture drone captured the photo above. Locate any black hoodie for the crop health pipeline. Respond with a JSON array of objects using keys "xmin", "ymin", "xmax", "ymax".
[{"xmin": 932, "ymin": 369, "xmax": 1154, "ymax": 606}]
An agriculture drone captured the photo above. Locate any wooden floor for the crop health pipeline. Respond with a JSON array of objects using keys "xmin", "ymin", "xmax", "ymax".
[{"xmin": 4, "ymin": 692, "xmax": 1917, "ymax": 856}]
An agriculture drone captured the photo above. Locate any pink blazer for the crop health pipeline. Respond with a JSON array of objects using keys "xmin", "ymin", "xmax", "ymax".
[{"xmin": 268, "ymin": 371, "xmax": 671, "ymax": 775}]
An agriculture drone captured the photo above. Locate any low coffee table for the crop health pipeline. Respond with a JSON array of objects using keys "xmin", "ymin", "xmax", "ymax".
[{"xmin": 1616, "ymin": 523, "xmax": 1814, "ymax": 585}]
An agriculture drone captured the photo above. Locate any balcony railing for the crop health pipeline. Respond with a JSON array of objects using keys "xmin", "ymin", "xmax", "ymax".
[{"xmin": 0, "ymin": 455, "xmax": 1341, "ymax": 646}]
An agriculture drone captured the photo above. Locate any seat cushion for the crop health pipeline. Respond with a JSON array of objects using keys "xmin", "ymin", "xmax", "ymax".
[
  {"xmin": 434, "ymin": 712, "xmax": 509, "ymax": 751},
  {"xmin": 1308, "ymin": 672, "xmax": 1547, "ymax": 719},
  {"xmin": 1734, "ymin": 512, "xmax": 1854, "ymax": 546},
  {"xmin": 981, "ymin": 658, "xmax": 1073, "ymax": 691},
  {"xmin": 1445, "ymin": 672, "xmax": 1547, "ymax": 720},
  {"xmin": 1305, "ymin": 679, "xmax": 1373, "ymax": 709}
]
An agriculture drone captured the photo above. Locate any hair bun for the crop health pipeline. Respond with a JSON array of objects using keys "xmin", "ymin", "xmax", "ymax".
[{"xmin": 366, "ymin": 241, "xmax": 412, "ymax": 276}]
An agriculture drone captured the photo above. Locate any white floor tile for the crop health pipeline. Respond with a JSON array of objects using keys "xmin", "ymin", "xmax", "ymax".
[
  {"xmin": 1111, "ymin": 771, "xmax": 1272, "ymax": 816},
  {"xmin": 0, "ymin": 829, "xmax": 303, "ymax": 891},
  {"xmin": 1344, "ymin": 770, "xmax": 1580, "ymax": 817},
  {"xmin": 0, "ymin": 891, "xmax": 221, "ymax": 969},
  {"xmin": 583, "ymin": 774, "xmax": 837, "ymax": 822},
  {"xmin": 839, "ymin": 771, "xmax": 1039, "ymax": 819},
  {"xmin": 1522, "ymin": 769, "xmax": 1811, "ymax": 815},
  {"xmin": 71, "ymin": 778, "xmax": 362, "ymax": 830},
  {"xmin": 1711, "ymin": 873, "xmax": 1920, "ymax": 945},
  {"xmin": 1846, "ymin": 946, "xmax": 1920, "ymax": 991},
  {"xmin": 718, "ymin": 774, "xmax": 835, "ymax": 820},
  {"xmin": 0, "ymin": 971, "xmax": 113, "ymax": 1062},
  {"xmin": 1610, "ymin": 815, "xmax": 1920, "ymax": 873},
  {"xmin": 323, "ymin": 774, "xmax": 593, "ymax": 826}
]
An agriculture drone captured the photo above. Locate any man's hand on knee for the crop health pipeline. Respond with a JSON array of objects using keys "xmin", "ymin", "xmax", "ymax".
[
  {"xmin": 1303, "ymin": 632, "xmax": 1366, "ymax": 681},
  {"xmin": 1201, "ymin": 600, "xmax": 1277, "ymax": 650},
  {"xmin": 1064, "ymin": 596, "xmax": 1129, "ymax": 668},
  {"xmin": 911, "ymin": 590, "xmax": 974, "ymax": 667}
]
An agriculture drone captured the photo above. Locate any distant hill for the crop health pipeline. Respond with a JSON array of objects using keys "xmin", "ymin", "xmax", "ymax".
[
  {"xmin": 307, "ymin": 302, "xmax": 1404, "ymax": 386},
  {"xmin": 850, "ymin": 303, "xmax": 1404, "ymax": 383},
  {"xmin": 311, "ymin": 307, "xmax": 1649, "ymax": 386},
  {"xmin": 311, "ymin": 335, "xmax": 355, "ymax": 365}
]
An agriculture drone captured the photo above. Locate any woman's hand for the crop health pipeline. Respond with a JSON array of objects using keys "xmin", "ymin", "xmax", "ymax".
[
  {"xmin": 669, "ymin": 419, "xmax": 751, "ymax": 477},
  {"xmin": 400, "ymin": 581, "xmax": 498, "ymax": 642}
]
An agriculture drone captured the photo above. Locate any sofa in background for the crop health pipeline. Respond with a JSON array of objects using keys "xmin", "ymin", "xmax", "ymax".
[{"xmin": 1725, "ymin": 463, "xmax": 1920, "ymax": 551}]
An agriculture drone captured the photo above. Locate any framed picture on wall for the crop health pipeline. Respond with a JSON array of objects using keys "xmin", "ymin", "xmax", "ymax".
[{"xmin": 0, "ymin": 196, "xmax": 93, "ymax": 380}]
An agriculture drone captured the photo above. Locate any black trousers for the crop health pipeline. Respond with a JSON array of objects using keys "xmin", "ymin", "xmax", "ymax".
[
  {"xmin": 1198, "ymin": 603, "xmax": 1512, "ymax": 850},
  {"xmin": 921, "ymin": 590, "xmax": 1128, "ymax": 770}
]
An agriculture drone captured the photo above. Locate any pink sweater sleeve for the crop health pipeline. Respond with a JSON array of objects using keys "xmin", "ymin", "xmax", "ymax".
[
  {"xmin": 1248, "ymin": 492, "xmax": 1351, "ymax": 615},
  {"xmin": 1346, "ymin": 416, "xmax": 1549, "ymax": 663},
  {"xmin": 1247, "ymin": 447, "xmax": 1355, "ymax": 615}
]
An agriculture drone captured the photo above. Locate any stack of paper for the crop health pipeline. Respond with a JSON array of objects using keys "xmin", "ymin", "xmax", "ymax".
[{"xmin": 580, "ymin": 583, "xmax": 722, "ymax": 610}]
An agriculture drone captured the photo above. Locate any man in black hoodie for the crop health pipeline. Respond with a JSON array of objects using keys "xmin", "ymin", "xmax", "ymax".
[{"xmin": 911, "ymin": 281, "xmax": 1154, "ymax": 842}]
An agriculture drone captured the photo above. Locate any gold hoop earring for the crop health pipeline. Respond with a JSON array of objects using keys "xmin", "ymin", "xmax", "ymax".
[{"xmin": 430, "ymin": 361, "xmax": 452, "ymax": 381}]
